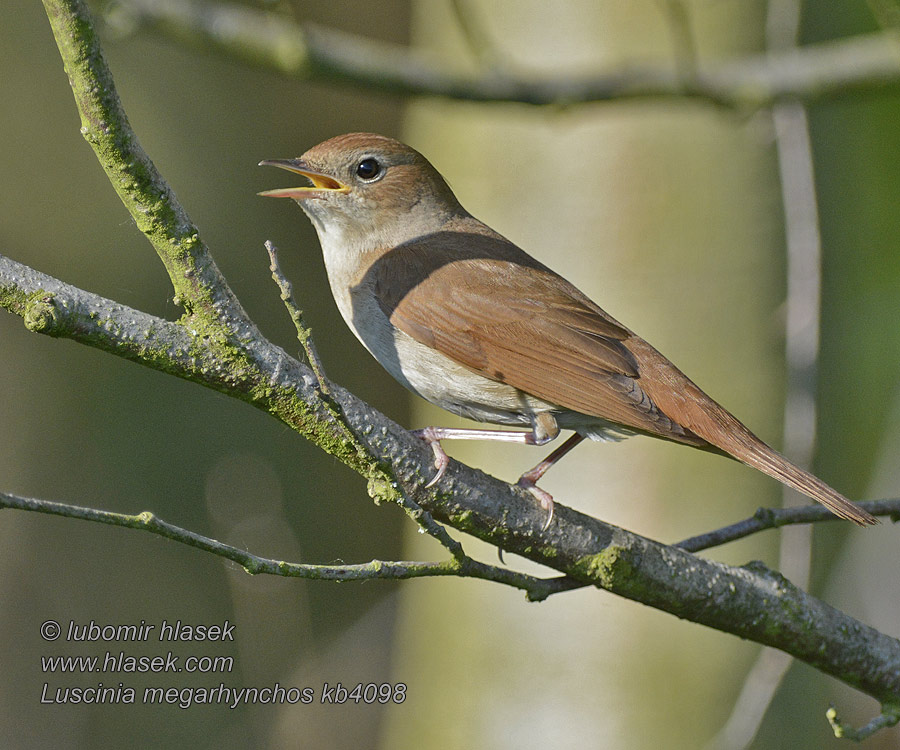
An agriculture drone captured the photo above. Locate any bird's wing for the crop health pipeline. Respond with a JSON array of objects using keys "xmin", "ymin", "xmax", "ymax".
[{"xmin": 368, "ymin": 229, "xmax": 703, "ymax": 443}]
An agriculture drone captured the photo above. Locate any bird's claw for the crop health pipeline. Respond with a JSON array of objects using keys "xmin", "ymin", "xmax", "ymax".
[
  {"xmin": 413, "ymin": 428, "xmax": 450, "ymax": 488},
  {"xmin": 517, "ymin": 476, "xmax": 555, "ymax": 531},
  {"xmin": 424, "ymin": 450, "xmax": 448, "ymax": 488}
]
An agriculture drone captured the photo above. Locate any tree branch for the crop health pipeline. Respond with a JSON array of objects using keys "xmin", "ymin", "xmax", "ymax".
[
  {"xmin": 0, "ymin": 490, "xmax": 578, "ymax": 601},
  {"xmin": 8, "ymin": 238, "xmax": 900, "ymax": 712},
  {"xmin": 1, "ymin": 0, "xmax": 897, "ymax": 723},
  {"xmin": 46, "ymin": 0, "xmax": 247, "ymax": 326},
  {"xmin": 827, "ymin": 703, "xmax": 900, "ymax": 741},
  {"xmin": 113, "ymin": 0, "xmax": 900, "ymax": 109},
  {"xmin": 677, "ymin": 499, "xmax": 900, "ymax": 553}
]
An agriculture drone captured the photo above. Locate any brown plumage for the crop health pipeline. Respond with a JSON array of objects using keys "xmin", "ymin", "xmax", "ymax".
[{"xmin": 261, "ymin": 133, "xmax": 877, "ymax": 527}]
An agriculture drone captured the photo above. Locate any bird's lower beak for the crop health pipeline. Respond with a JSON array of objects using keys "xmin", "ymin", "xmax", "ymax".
[{"xmin": 257, "ymin": 159, "xmax": 349, "ymax": 199}]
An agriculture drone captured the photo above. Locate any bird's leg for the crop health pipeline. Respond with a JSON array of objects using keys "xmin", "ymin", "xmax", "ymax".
[
  {"xmin": 516, "ymin": 433, "xmax": 586, "ymax": 529},
  {"xmin": 413, "ymin": 425, "xmax": 556, "ymax": 487},
  {"xmin": 518, "ymin": 433, "xmax": 586, "ymax": 486},
  {"xmin": 516, "ymin": 432, "xmax": 584, "ymax": 531},
  {"xmin": 413, "ymin": 413, "xmax": 565, "ymax": 530}
]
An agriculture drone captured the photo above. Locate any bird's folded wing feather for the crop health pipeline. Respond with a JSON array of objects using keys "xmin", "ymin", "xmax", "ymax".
[{"xmin": 369, "ymin": 230, "xmax": 703, "ymax": 443}]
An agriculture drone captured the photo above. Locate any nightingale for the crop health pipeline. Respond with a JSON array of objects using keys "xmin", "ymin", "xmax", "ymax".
[{"xmin": 260, "ymin": 132, "xmax": 876, "ymax": 528}]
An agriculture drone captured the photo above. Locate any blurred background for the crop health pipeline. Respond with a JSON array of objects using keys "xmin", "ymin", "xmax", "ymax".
[{"xmin": 1, "ymin": 1, "xmax": 898, "ymax": 748}]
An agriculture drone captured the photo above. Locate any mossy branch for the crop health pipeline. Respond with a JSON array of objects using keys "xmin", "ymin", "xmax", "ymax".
[{"xmin": 5, "ymin": 248, "xmax": 900, "ymax": 715}]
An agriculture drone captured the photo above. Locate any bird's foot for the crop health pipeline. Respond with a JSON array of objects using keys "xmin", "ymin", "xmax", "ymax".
[
  {"xmin": 412, "ymin": 427, "xmax": 450, "ymax": 487},
  {"xmin": 516, "ymin": 475, "xmax": 555, "ymax": 531},
  {"xmin": 413, "ymin": 424, "xmax": 558, "ymax": 530}
]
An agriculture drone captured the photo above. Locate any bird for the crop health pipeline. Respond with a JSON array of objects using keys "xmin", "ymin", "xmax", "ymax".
[{"xmin": 259, "ymin": 132, "xmax": 877, "ymax": 529}]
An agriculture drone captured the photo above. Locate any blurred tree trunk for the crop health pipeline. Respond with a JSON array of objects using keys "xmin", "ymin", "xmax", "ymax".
[
  {"xmin": 754, "ymin": 7, "xmax": 900, "ymax": 749},
  {"xmin": 383, "ymin": 2, "xmax": 786, "ymax": 748}
]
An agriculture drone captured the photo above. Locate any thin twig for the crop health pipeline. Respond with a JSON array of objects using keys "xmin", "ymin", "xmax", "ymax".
[
  {"xmin": 265, "ymin": 240, "xmax": 329, "ymax": 390},
  {"xmin": 826, "ymin": 703, "xmax": 900, "ymax": 740},
  {"xmin": 264, "ymin": 239, "xmax": 373, "ymax": 467},
  {"xmin": 0, "ymin": 490, "xmax": 576, "ymax": 601},
  {"xmin": 44, "ymin": 0, "xmax": 251, "ymax": 331},
  {"xmin": 676, "ymin": 499, "xmax": 900, "ymax": 553}
]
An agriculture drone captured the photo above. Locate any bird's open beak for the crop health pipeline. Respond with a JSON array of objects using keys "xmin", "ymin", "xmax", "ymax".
[{"xmin": 257, "ymin": 159, "xmax": 349, "ymax": 199}]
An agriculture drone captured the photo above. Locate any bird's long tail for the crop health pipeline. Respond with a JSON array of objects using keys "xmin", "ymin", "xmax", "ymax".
[
  {"xmin": 680, "ymin": 399, "xmax": 880, "ymax": 525},
  {"xmin": 611, "ymin": 337, "xmax": 877, "ymax": 526},
  {"xmin": 731, "ymin": 437, "xmax": 877, "ymax": 526}
]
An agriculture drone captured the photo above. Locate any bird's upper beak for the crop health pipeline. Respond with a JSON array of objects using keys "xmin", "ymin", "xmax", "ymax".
[{"xmin": 257, "ymin": 159, "xmax": 349, "ymax": 199}]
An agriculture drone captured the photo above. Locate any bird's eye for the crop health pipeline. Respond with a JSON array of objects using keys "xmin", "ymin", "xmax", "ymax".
[{"xmin": 356, "ymin": 158, "xmax": 382, "ymax": 181}]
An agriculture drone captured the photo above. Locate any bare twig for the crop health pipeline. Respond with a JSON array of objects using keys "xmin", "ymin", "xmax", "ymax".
[
  {"xmin": 827, "ymin": 703, "xmax": 900, "ymax": 740},
  {"xmin": 45, "ymin": 0, "xmax": 250, "ymax": 331},
  {"xmin": 676, "ymin": 499, "xmax": 900, "ymax": 553},
  {"xmin": 0, "ymin": 490, "xmax": 576, "ymax": 601},
  {"xmin": 265, "ymin": 240, "xmax": 329, "ymax": 390}
]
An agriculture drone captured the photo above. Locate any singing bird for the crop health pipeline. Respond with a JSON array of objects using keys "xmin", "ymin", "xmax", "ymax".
[{"xmin": 260, "ymin": 133, "xmax": 876, "ymax": 528}]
